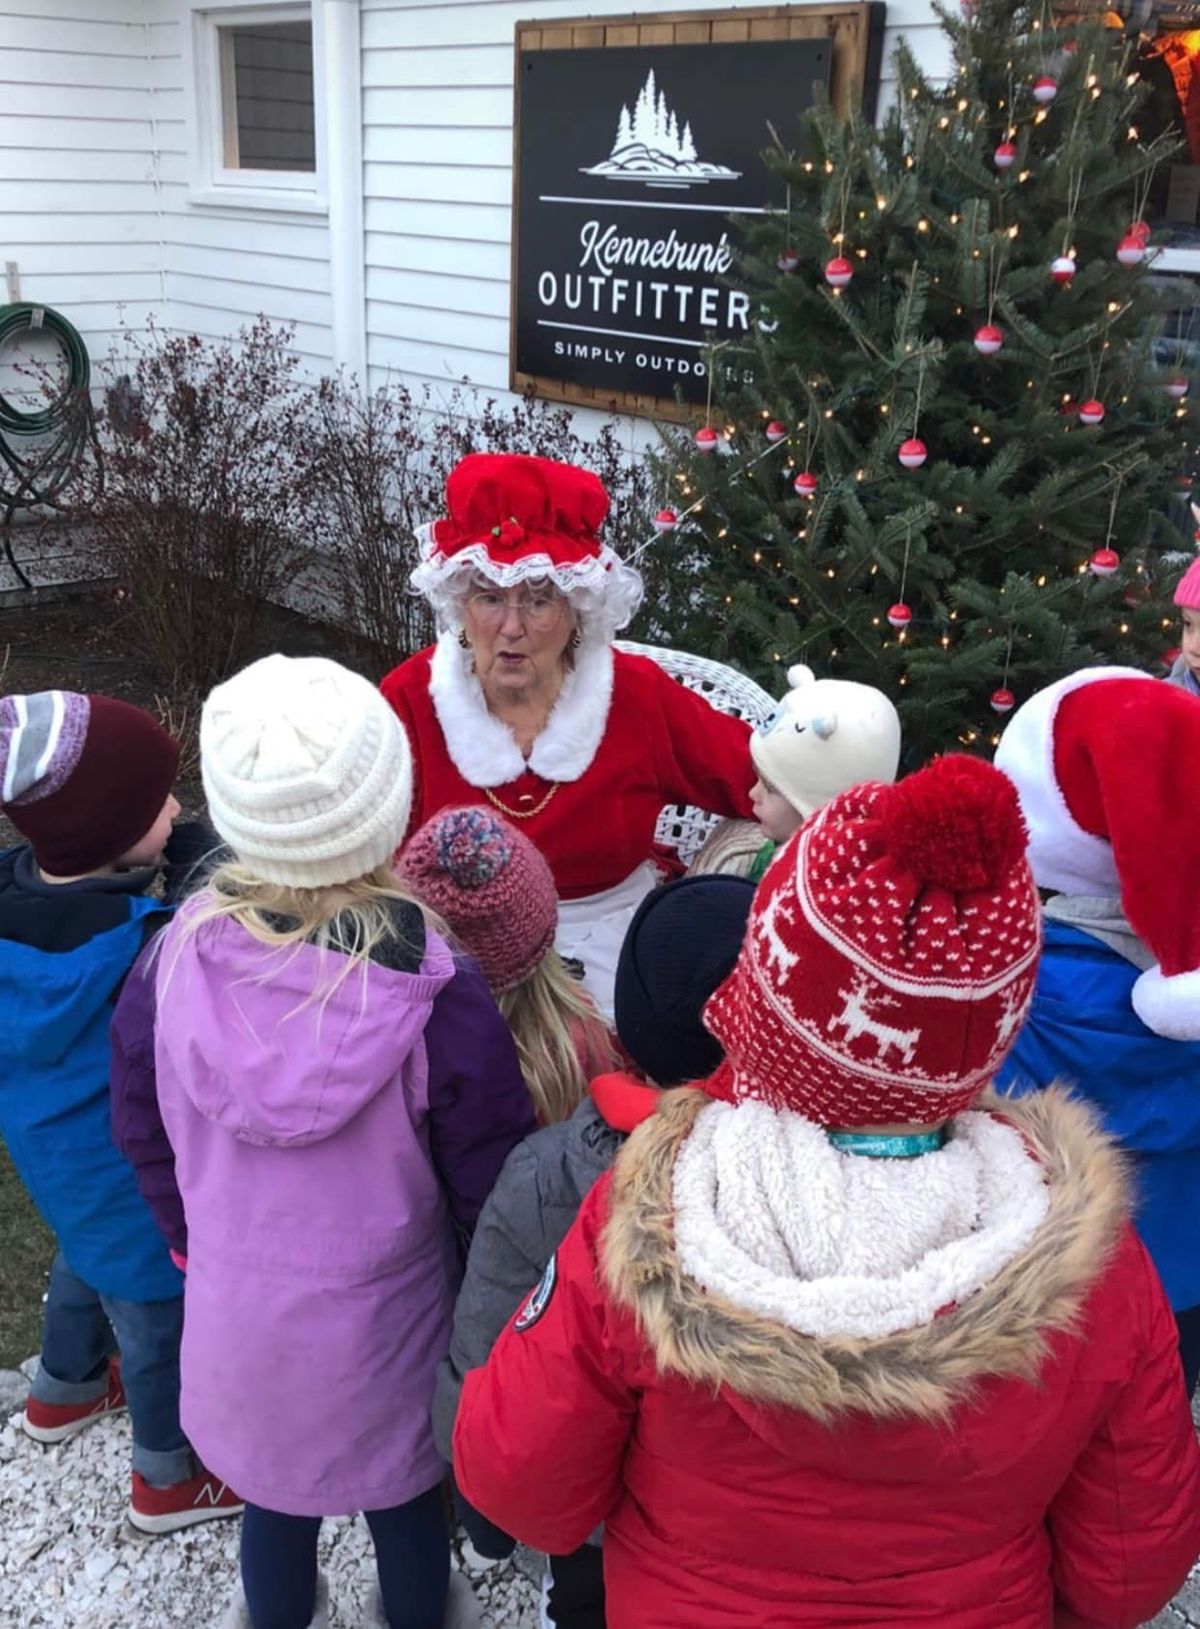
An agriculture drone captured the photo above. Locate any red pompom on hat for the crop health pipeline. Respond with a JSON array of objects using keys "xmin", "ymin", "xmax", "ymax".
[
  {"xmin": 410, "ymin": 452, "xmax": 642, "ymax": 636},
  {"xmin": 703, "ymin": 754, "xmax": 1040, "ymax": 1126},
  {"xmin": 995, "ymin": 668, "xmax": 1200, "ymax": 1039}
]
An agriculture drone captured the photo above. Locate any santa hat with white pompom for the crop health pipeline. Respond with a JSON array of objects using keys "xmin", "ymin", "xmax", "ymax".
[
  {"xmin": 751, "ymin": 664, "xmax": 902, "ymax": 819},
  {"xmin": 995, "ymin": 668, "xmax": 1200, "ymax": 1042}
]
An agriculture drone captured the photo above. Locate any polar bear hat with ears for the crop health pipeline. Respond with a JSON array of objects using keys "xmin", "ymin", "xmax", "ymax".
[
  {"xmin": 750, "ymin": 664, "xmax": 902, "ymax": 821},
  {"xmin": 995, "ymin": 666, "xmax": 1200, "ymax": 1042}
]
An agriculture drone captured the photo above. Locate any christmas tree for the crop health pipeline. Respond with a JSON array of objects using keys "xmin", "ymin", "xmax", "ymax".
[{"xmin": 638, "ymin": 0, "xmax": 1198, "ymax": 760}]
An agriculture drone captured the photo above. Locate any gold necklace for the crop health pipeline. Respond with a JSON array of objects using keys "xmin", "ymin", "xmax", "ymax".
[{"xmin": 482, "ymin": 781, "xmax": 560, "ymax": 820}]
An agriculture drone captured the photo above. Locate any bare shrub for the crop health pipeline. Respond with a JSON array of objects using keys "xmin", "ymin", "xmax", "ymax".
[
  {"xmin": 152, "ymin": 691, "xmax": 201, "ymax": 784},
  {"xmin": 78, "ymin": 319, "xmax": 320, "ymax": 691}
]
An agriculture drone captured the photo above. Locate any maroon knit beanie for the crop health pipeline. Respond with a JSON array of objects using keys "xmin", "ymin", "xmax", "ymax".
[
  {"xmin": 397, "ymin": 805, "xmax": 557, "ymax": 992},
  {"xmin": 0, "ymin": 690, "xmax": 180, "ymax": 876}
]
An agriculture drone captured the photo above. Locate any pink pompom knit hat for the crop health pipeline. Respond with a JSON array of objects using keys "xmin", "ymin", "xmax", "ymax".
[
  {"xmin": 1174, "ymin": 559, "xmax": 1200, "ymax": 609},
  {"xmin": 397, "ymin": 806, "xmax": 557, "ymax": 993}
]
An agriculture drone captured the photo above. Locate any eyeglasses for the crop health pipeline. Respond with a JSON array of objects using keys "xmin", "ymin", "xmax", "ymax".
[{"xmin": 467, "ymin": 587, "xmax": 565, "ymax": 632}]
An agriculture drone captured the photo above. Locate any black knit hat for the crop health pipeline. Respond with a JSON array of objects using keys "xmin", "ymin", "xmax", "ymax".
[{"xmin": 614, "ymin": 874, "xmax": 754, "ymax": 1088}]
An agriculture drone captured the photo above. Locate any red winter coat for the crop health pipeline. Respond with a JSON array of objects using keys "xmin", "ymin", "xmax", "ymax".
[
  {"xmin": 380, "ymin": 638, "xmax": 754, "ymax": 899},
  {"xmin": 455, "ymin": 1088, "xmax": 1200, "ymax": 1629}
]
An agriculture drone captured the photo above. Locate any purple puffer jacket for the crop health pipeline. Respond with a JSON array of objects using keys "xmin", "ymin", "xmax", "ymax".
[{"xmin": 111, "ymin": 905, "xmax": 534, "ymax": 1517}]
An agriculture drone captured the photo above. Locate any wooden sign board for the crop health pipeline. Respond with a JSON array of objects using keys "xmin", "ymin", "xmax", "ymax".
[{"xmin": 510, "ymin": 4, "xmax": 886, "ymax": 421}]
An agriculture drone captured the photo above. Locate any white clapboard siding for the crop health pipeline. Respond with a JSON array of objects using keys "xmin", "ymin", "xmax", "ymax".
[
  {"xmin": 362, "ymin": 0, "xmax": 943, "ymax": 398},
  {"xmin": 0, "ymin": 0, "xmax": 160, "ymax": 399}
]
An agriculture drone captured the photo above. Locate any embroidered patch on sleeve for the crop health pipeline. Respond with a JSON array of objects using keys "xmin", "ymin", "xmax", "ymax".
[{"xmin": 514, "ymin": 1254, "xmax": 557, "ymax": 1332}]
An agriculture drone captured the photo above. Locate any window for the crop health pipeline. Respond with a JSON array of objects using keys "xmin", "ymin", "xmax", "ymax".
[
  {"xmin": 188, "ymin": 3, "xmax": 325, "ymax": 209},
  {"xmin": 219, "ymin": 19, "xmax": 315, "ymax": 172}
]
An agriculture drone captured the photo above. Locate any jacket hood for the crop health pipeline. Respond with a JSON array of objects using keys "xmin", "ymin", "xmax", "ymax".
[
  {"xmin": 602, "ymin": 1086, "xmax": 1129, "ymax": 1431},
  {"xmin": 0, "ymin": 917, "xmax": 147, "ymax": 1066},
  {"xmin": 155, "ymin": 910, "xmax": 454, "ymax": 1147}
]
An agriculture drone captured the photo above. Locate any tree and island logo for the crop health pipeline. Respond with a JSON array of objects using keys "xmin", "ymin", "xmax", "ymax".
[{"xmin": 580, "ymin": 69, "xmax": 741, "ymax": 189}]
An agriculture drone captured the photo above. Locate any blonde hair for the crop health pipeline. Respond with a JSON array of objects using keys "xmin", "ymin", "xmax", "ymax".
[
  {"xmin": 163, "ymin": 860, "xmax": 440, "ymax": 1007},
  {"xmin": 687, "ymin": 818, "xmax": 768, "ymax": 881},
  {"xmin": 497, "ymin": 948, "xmax": 617, "ymax": 1124}
]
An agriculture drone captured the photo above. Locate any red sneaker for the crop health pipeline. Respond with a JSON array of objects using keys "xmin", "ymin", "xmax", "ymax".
[
  {"xmin": 128, "ymin": 1467, "xmax": 244, "ymax": 1535},
  {"xmin": 20, "ymin": 1358, "xmax": 126, "ymax": 1444}
]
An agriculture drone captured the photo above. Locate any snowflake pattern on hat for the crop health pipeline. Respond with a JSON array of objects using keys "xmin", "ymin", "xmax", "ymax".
[{"xmin": 704, "ymin": 758, "xmax": 1042, "ymax": 1126}]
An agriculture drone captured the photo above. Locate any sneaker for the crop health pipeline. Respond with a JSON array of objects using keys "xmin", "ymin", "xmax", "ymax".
[
  {"xmin": 20, "ymin": 1358, "xmax": 126, "ymax": 1444},
  {"xmin": 128, "ymin": 1467, "xmax": 244, "ymax": 1535}
]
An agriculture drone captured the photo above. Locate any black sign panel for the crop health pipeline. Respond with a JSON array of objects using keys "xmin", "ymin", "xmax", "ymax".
[{"xmin": 514, "ymin": 39, "xmax": 831, "ymax": 405}]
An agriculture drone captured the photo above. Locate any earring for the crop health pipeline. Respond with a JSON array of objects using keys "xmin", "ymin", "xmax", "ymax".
[
  {"xmin": 458, "ymin": 629, "xmax": 471, "ymax": 650},
  {"xmin": 568, "ymin": 628, "xmax": 582, "ymax": 652}
]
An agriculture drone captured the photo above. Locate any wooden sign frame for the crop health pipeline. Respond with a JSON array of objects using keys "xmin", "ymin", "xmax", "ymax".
[{"xmin": 510, "ymin": 4, "xmax": 885, "ymax": 421}]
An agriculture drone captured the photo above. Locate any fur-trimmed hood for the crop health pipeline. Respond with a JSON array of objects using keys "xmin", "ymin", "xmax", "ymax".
[{"xmin": 601, "ymin": 1086, "xmax": 1129, "ymax": 1429}]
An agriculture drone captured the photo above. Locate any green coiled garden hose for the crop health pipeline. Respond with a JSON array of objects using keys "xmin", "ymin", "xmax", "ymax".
[{"xmin": 0, "ymin": 302, "xmax": 98, "ymax": 589}]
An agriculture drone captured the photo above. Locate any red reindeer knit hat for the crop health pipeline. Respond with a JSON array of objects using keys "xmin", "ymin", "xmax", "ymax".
[{"xmin": 703, "ymin": 754, "xmax": 1041, "ymax": 1127}]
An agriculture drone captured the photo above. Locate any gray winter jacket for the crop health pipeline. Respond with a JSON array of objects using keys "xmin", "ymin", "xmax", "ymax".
[{"xmin": 432, "ymin": 1094, "xmax": 626, "ymax": 1462}]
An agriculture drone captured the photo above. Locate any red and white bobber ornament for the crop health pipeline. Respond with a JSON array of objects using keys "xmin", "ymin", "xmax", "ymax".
[
  {"xmin": 777, "ymin": 247, "xmax": 800, "ymax": 272},
  {"xmin": 695, "ymin": 426, "xmax": 720, "ymax": 453},
  {"xmin": 990, "ymin": 687, "xmax": 1016, "ymax": 714},
  {"xmin": 652, "ymin": 508, "xmax": 679, "ymax": 533},
  {"xmin": 1130, "ymin": 220, "xmax": 1152, "ymax": 244},
  {"xmin": 1078, "ymin": 398, "xmax": 1106, "ymax": 426},
  {"xmin": 793, "ymin": 470, "xmax": 819, "ymax": 497},
  {"xmin": 1165, "ymin": 376, "xmax": 1190, "ymax": 400},
  {"xmin": 765, "ymin": 419, "xmax": 788, "ymax": 443},
  {"xmin": 974, "ymin": 323, "xmax": 1004, "ymax": 355},
  {"xmin": 994, "ymin": 141, "xmax": 1017, "ymax": 170},
  {"xmin": 887, "ymin": 602, "xmax": 913, "ymax": 629},
  {"xmin": 824, "ymin": 256, "xmax": 854, "ymax": 289},
  {"xmin": 1032, "ymin": 75, "xmax": 1058, "ymax": 105},
  {"xmin": 1050, "ymin": 255, "xmax": 1077, "ymax": 285},
  {"xmin": 1116, "ymin": 233, "xmax": 1146, "ymax": 266},
  {"xmin": 1089, "ymin": 547, "xmax": 1120, "ymax": 576},
  {"xmin": 898, "ymin": 437, "xmax": 928, "ymax": 468}
]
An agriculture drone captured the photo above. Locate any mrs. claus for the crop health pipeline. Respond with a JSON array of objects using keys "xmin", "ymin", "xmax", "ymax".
[{"xmin": 381, "ymin": 452, "xmax": 754, "ymax": 1020}]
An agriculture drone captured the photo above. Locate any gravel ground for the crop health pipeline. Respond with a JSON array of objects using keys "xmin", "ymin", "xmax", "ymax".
[
  {"xmin": 0, "ymin": 1363, "xmax": 540, "ymax": 1629},
  {"xmin": 0, "ymin": 1363, "xmax": 1196, "ymax": 1628}
]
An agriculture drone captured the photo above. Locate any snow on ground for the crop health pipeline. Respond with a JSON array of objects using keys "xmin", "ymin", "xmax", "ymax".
[
  {"xmin": 0, "ymin": 1368, "xmax": 539, "ymax": 1629},
  {"xmin": 0, "ymin": 1366, "xmax": 1197, "ymax": 1628}
]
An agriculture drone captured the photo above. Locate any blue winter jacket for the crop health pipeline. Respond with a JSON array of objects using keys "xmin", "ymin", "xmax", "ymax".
[
  {"xmin": 998, "ymin": 918, "xmax": 1200, "ymax": 1312},
  {"xmin": 0, "ymin": 846, "xmax": 182, "ymax": 1302}
]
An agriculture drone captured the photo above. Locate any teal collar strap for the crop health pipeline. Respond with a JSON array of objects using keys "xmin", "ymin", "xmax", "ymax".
[{"xmin": 827, "ymin": 1128, "xmax": 947, "ymax": 1159}]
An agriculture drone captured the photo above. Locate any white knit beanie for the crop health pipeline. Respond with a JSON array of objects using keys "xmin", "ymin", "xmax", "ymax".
[
  {"xmin": 200, "ymin": 654, "xmax": 413, "ymax": 888},
  {"xmin": 750, "ymin": 665, "xmax": 901, "ymax": 819}
]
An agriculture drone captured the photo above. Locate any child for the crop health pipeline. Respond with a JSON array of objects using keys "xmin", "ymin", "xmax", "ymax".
[
  {"xmin": 689, "ymin": 664, "xmax": 900, "ymax": 881},
  {"xmin": 0, "ymin": 690, "xmax": 240, "ymax": 1533},
  {"xmin": 432, "ymin": 873, "xmax": 754, "ymax": 1629},
  {"xmin": 453, "ymin": 754, "xmax": 1200, "ymax": 1629},
  {"xmin": 1167, "ymin": 557, "xmax": 1200, "ymax": 695},
  {"xmin": 996, "ymin": 669, "xmax": 1200, "ymax": 1394},
  {"xmin": 118, "ymin": 655, "xmax": 535, "ymax": 1629},
  {"xmin": 397, "ymin": 806, "xmax": 615, "ymax": 1125}
]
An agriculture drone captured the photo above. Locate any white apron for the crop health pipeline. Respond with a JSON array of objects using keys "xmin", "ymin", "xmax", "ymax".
[{"xmin": 555, "ymin": 860, "xmax": 661, "ymax": 1026}]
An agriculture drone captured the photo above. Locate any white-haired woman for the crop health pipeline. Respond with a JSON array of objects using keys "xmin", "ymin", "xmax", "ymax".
[{"xmin": 381, "ymin": 452, "xmax": 754, "ymax": 1020}]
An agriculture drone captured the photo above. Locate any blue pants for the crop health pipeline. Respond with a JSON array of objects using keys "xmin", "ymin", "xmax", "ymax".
[
  {"xmin": 31, "ymin": 1251, "xmax": 192, "ymax": 1486},
  {"xmin": 241, "ymin": 1487, "xmax": 450, "ymax": 1629}
]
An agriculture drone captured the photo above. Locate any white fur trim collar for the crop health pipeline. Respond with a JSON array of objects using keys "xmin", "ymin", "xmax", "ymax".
[
  {"xmin": 993, "ymin": 667, "xmax": 1151, "ymax": 896},
  {"xmin": 428, "ymin": 632, "xmax": 615, "ymax": 788},
  {"xmin": 672, "ymin": 1100, "xmax": 1050, "ymax": 1341}
]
